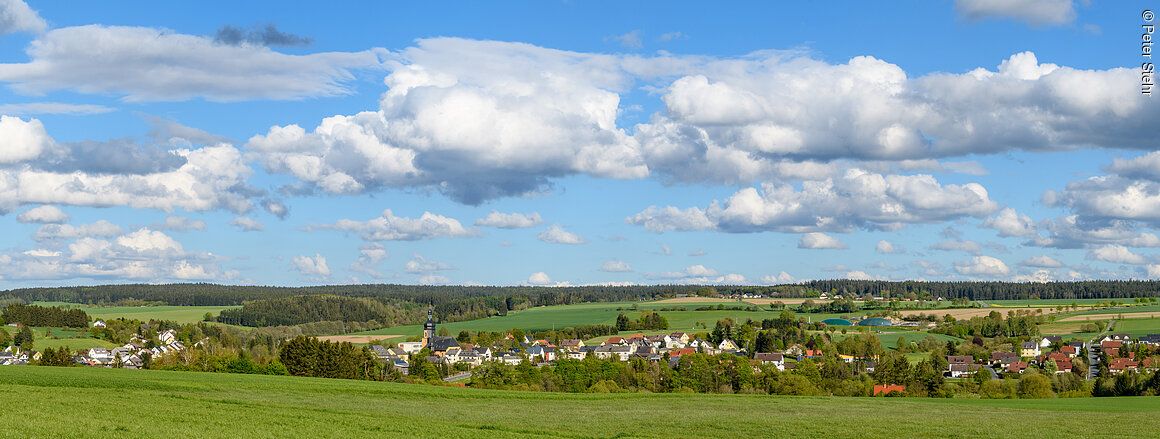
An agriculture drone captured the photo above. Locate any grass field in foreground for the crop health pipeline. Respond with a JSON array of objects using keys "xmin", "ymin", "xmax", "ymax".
[
  {"xmin": 0, "ymin": 367, "xmax": 1157, "ymax": 438},
  {"xmin": 33, "ymin": 301, "xmax": 241, "ymax": 324}
]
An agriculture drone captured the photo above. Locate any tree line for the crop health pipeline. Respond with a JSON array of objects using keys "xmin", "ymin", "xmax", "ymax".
[{"xmin": 1, "ymin": 303, "xmax": 90, "ymax": 328}]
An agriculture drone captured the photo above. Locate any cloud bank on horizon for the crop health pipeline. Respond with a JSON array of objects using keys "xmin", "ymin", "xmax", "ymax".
[{"xmin": 0, "ymin": 0, "xmax": 1155, "ymax": 287}]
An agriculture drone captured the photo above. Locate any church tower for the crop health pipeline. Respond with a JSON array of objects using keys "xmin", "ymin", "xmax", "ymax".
[{"xmin": 421, "ymin": 308, "xmax": 436, "ymax": 348}]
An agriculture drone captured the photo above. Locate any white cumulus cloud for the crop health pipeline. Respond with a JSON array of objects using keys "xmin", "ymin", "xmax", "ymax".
[
  {"xmin": 291, "ymin": 253, "xmax": 331, "ymax": 278},
  {"xmin": 474, "ymin": 211, "xmax": 543, "ymax": 229},
  {"xmin": 16, "ymin": 205, "xmax": 68, "ymax": 224},
  {"xmin": 1086, "ymin": 245, "xmax": 1147, "ymax": 265},
  {"xmin": 0, "ymin": 0, "xmax": 45, "ymax": 35},
  {"xmin": 229, "ymin": 216, "xmax": 265, "ymax": 232},
  {"xmin": 600, "ymin": 260, "xmax": 633, "ymax": 272},
  {"xmin": 307, "ymin": 209, "xmax": 476, "ymax": 241},
  {"xmin": 798, "ymin": 233, "xmax": 846, "ymax": 249},
  {"xmin": 537, "ymin": 224, "xmax": 587, "ymax": 245},
  {"xmin": 954, "ymin": 256, "xmax": 1011, "ymax": 277}
]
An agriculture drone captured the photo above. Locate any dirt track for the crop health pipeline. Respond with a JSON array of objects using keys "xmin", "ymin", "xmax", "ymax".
[{"xmin": 316, "ymin": 335, "xmax": 405, "ymax": 344}]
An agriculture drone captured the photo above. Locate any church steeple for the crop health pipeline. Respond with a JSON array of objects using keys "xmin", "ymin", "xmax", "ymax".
[{"xmin": 422, "ymin": 307, "xmax": 436, "ymax": 348}]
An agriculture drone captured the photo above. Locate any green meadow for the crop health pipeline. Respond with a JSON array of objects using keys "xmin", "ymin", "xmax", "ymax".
[
  {"xmin": 0, "ymin": 326, "xmax": 118, "ymax": 351},
  {"xmin": 33, "ymin": 301, "xmax": 240, "ymax": 324},
  {"xmin": 0, "ymin": 366, "xmax": 1156, "ymax": 438}
]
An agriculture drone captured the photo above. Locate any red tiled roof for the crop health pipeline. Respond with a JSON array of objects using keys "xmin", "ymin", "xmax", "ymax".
[{"xmin": 873, "ymin": 385, "xmax": 906, "ymax": 395}]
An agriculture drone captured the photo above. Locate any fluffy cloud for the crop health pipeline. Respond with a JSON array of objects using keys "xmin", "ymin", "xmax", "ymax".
[
  {"xmin": 248, "ymin": 38, "xmax": 645, "ymax": 204},
  {"xmin": 954, "ymin": 0, "xmax": 1075, "ymax": 25},
  {"xmin": 761, "ymin": 271, "xmax": 796, "ymax": 284},
  {"xmin": 1019, "ymin": 255, "xmax": 1065, "ymax": 268},
  {"xmin": 306, "ymin": 209, "xmax": 475, "ymax": 241},
  {"xmin": 0, "ymin": 130, "xmax": 254, "ymax": 214},
  {"xmin": 984, "ymin": 207, "xmax": 1038, "ymax": 238},
  {"xmin": 537, "ymin": 225, "xmax": 587, "ymax": 245},
  {"xmin": 228, "ymin": 216, "xmax": 265, "ymax": 232},
  {"xmin": 931, "ymin": 240, "xmax": 982, "ymax": 255},
  {"xmin": 0, "ymin": 116, "xmax": 54, "ymax": 165},
  {"xmin": 1045, "ymin": 177, "xmax": 1160, "ymax": 225},
  {"xmin": 245, "ymin": 40, "xmax": 1149, "ymax": 206},
  {"xmin": 798, "ymin": 233, "xmax": 846, "ymax": 249},
  {"xmin": 600, "ymin": 260, "xmax": 633, "ymax": 272},
  {"xmin": 645, "ymin": 264, "xmax": 745, "ymax": 285},
  {"xmin": 349, "ymin": 243, "xmax": 389, "ymax": 279},
  {"xmin": 876, "ymin": 240, "xmax": 901, "ymax": 254},
  {"xmin": 843, "ymin": 270, "xmax": 887, "ymax": 281},
  {"xmin": 404, "ymin": 253, "xmax": 452, "ymax": 274},
  {"xmin": 0, "ymin": 227, "xmax": 227, "ymax": 282},
  {"xmin": 418, "ymin": 275, "xmax": 451, "ymax": 285},
  {"xmin": 474, "ymin": 211, "xmax": 543, "ymax": 229},
  {"xmin": 637, "ymin": 51, "xmax": 1150, "ymax": 182},
  {"xmin": 0, "ymin": 0, "xmax": 45, "ymax": 34},
  {"xmin": 527, "ymin": 272, "xmax": 553, "ymax": 285},
  {"xmin": 954, "ymin": 256, "xmax": 1011, "ymax": 277},
  {"xmin": 0, "ymin": 25, "xmax": 384, "ymax": 101},
  {"xmin": 1086, "ymin": 245, "xmax": 1147, "ymax": 265},
  {"xmin": 32, "ymin": 220, "xmax": 124, "ymax": 242},
  {"xmin": 16, "ymin": 205, "xmax": 68, "ymax": 224},
  {"xmin": 629, "ymin": 170, "xmax": 998, "ymax": 234},
  {"xmin": 291, "ymin": 253, "xmax": 331, "ymax": 278},
  {"xmin": 150, "ymin": 216, "xmax": 207, "ymax": 231},
  {"xmin": 1028, "ymin": 216, "xmax": 1160, "ymax": 249}
]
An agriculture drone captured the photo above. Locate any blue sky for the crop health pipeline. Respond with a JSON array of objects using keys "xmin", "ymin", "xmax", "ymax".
[{"xmin": 0, "ymin": 0, "xmax": 1158, "ymax": 288}]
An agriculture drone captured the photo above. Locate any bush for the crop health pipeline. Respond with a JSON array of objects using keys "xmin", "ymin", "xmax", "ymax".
[{"xmin": 1018, "ymin": 373, "xmax": 1055, "ymax": 399}]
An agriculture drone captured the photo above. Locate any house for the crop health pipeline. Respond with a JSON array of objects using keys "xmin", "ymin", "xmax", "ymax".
[
  {"xmin": 1104, "ymin": 334, "xmax": 1132, "ymax": 343},
  {"xmin": 1038, "ymin": 336, "xmax": 1062, "ymax": 348},
  {"xmin": 560, "ymin": 339, "xmax": 584, "ymax": 351},
  {"xmin": 669, "ymin": 332, "xmax": 690, "ymax": 345},
  {"xmin": 369, "ymin": 345, "xmax": 392, "ymax": 360},
  {"xmin": 398, "ymin": 341, "xmax": 423, "ymax": 354},
  {"xmin": 88, "ymin": 347, "xmax": 113, "ymax": 364},
  {"xmin": 803, "ymin": 350, "xmax": 823, "ymax": 359},
  {"xmin": 873, "ymin": 385, "xmax": 906, "ymax": 396},
  {"xmin": 1054, "ymin": 359, "xmax": 1073, "ymax": 373},
  {"xmin": 1006, "ymin": 362, "xmax": 1029, "ymax": 374},
  {"xmin": 718, "ymin": 338, "xmax": 739, "ymax": 351},
  {"xmin": 92, "ymin": 320, "xmax": 106, "ymax": 329},
  {"xmin": 1060, "ymin": 346, "xmax": 1078, "ymax": 357},
  {"xmin": 644, "ymin": 335, "xmax": 666, "ymax": 348},
  {"xmin": 1139, "ymin": 334, "xmax": 1160, "ymax": 346},
  {"xmin": 390, "ymin": 359, "xmax": 410, "ymax": 375},
  {"xmin": 1109, "ymin": 358, "xmax": 1140, "ymax": 375},
  {"xmin": 947, "ymin": 363, "xmax": 976, "ymax": 378},
  {"xmin": 946, "ymin": 355, "xmax": 977, "ymax": 378},
  {"xmin": 605, "ymin": 337, "xmax": 625, "ymax": 346},
  {"xmin": 785, "ymin": 345, "xmax": 805, "ymax": 358},
  {"xmin": 427, "ymin": 336, "xmax": 460, "ymax": 356},
  {"xmin": 668, "ymin": 348, "xmax": 696, "ymax": 359},
  {"xmin": 158, "ymin": 329, "xmax": 176, "ymax": 345},
  {"xmin": 1100, "ymin": 340, "xmax": 1123, "ymax": 351},
  {"xmin": 1020, "ymin": 342, "xmax": 1040, "ymax": 357},
  {"xmin": 754, "ymin": 353, "xmax": 785, "ymax": 370}
]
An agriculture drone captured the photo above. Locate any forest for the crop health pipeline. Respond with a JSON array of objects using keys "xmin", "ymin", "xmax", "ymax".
[
  {"xmin": 1, "ymin": 303, "xmax": 90, "ymax": 328},
  {"xmin": 4, "ymin": 280, "xmax": 1160, "ymax": 317}
]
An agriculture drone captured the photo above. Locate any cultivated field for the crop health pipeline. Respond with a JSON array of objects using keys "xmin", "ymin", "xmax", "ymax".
[
  {"xmin": 33, "ymin": 301, "xmax": 241, "ymax": 324},
  {"xmin": 0, "ymin": 366, "xmax": 1156, "ymax": 438},
  {"xmin": 316, "ymin": 335, "xmax": 406, "ymax": 344},
  {"xmin": 1060, "ymin": 312, "xmax": 1160, "ymax": 322}
]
